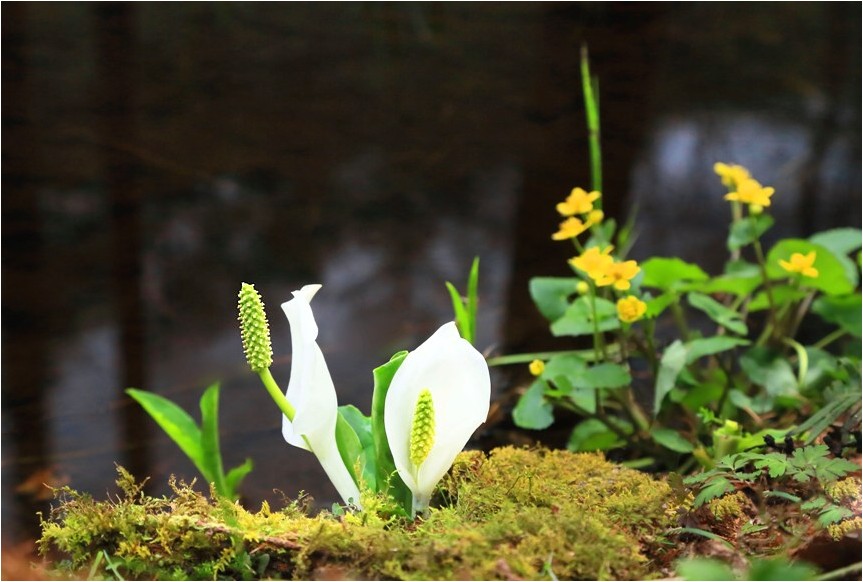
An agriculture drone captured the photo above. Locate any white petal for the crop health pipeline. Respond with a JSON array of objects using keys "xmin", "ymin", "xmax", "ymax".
[{"xmin": 384, "ymin": 322, "xmax": 491, "ymax": 501}]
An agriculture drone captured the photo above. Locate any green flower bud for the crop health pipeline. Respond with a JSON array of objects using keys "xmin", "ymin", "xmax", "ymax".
[
  {"xmin": 238, "ymin": 283, "xmax": 273, "ymax": 372},
  {"xmin": 409, "ymin": 389, "xmax": 435, "ymax": 468}
]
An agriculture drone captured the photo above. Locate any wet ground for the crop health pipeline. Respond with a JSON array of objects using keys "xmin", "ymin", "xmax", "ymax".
[{"xmin": 3, "ymin": 2, "xmax": 860, "ymax": 555}]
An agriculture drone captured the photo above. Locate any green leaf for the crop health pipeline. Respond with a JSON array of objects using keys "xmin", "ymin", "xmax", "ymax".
[
  {"xmin": 551, "ymin": 296, "xmax": 620, "ymax": 337},
  {"xmin": 654, "ymin": 340, "xmax": 688, "ymax": 415},
  {"xmin": 335, "ymin": 411, "xmax": 365, "ymax": 492},
  {"xmin": 370, "ymin": 351, "xmax": 411, "ymax": 508},
  {"xmin": 199, "ymin": 384, "xmax": 228, "ymax": 497},
  {"xmin": 763, "ymin": 490, "xmax": 800, "ymax": 503},
  {"xmin": 577, "ymin": 363, "xmax": 631, "ymax": 389},
  {"xmin": 567, "ymin": 418, "xmax": 628, "ymax": 452},
  {"xmin": 800, "ymin": 496, "xmax": 828, "ymax": 511},
  {"xmin": 740, "ymin": 347, "xmax": 797, "ymax": 397},
  {"xmin": 685, "ymin": 337, "xmax": 750, "ymax": 364},
  {"xmin": 753, "ymin": 453, "xmax": 789, "ymax": 478},
  {"xmin": 767, "ymin": 239, "xmax": 854, "ymax": 295},
  {"xmin": 693, "ymin": 477, "xmax": 735, "ymax": 506},
  {"xmin": 813, "ymin": 294, "xmax": 862, "ymax": 337},
  {"xmin": 817, "ymin": 505, "xmax": 853, "ymax": 526},
  {"xmin": 467, "ymin": 257, "xmax": 480, "ymax": 344},
  {"xmin": 687, "ymin": 292, "xmax": 747, "ymax": 335},
  {"xmin": 338, "ymin": 405, "xmax": 377, "ymax": 491},
  {"xmin": 445, "ymin": 282, "xmax": 470, "ymax": 342},
  {"xmin": 540, "ymin": 354, "xmax": 595, "ymax": 414},
  {"xmin": 727, "ymin": 213, "xmax": 774, "ymax": 250},
  {"xmin": 126, "ymin": 388, "xmax": 208, "ymax": 482},
  {"xmin": 645, "ymin": 292, "xmax": 675, "ymax": 318},
  {"xmin": 748, "ymin": 285, "xmax": 808, "ymax": 312},
  {"xmin": 695, "ymin": 272, "xmax": 762, "ymax": 297},
  {"xmin": 675, "ymin": 557, "xmax": 736, "ymax": 581},
  {"xmin": 810, "ymin": 227, "xmax": 863, "ymax": 255},
  {"xmin": 747, "ymin": 558, "xmax": 819, "ymax": 581},
  {"xmin": 650, "ymin": 428, "xmax": 694, "ymax": 453},
  {"xmin": 641, "ymin": 257, "xmax": 708, "ymax": 291},
  {"xmin": 225, "ymin": 458, "xmax": 254, "ymax": 499},
  {"xmin": 513, "ymin": 379, "xmax": 555, "ymax": 430},
  {"xmin": 529, "ymin": 277, "xmax": 581, "ymax": 322}
]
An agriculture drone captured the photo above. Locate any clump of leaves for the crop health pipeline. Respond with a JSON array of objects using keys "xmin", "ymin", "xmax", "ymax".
[{"xmin": 684, "ymin": 444, "xmax": 860, "ymax": 537}]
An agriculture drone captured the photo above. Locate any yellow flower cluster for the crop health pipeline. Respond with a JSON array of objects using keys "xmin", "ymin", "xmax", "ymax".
[
  {"xmin": 715, "ymin": 162, "xmax": 775, "ymax": 215},
  {"xmin": 779, "ymin": 251, "xmax": 819, "ymax": 278},
  {"xmin": 552, "ymin": 187, "xmax": 604, "ymax": 241},
  {"xmin": 569, "ymin": 246, "xmax": 641, "ymax": 292}
]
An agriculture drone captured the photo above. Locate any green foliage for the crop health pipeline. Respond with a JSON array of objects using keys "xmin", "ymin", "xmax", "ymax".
[
  {"xmin": 126, "ymin": 385, "xmax": 252, "ymax": 501},
  {"xmin": 40, "ymin": 448, "xmax": 684, "ymax": 581},
  {"xmin": 677, "ymin": 557, "xmax": 819, "ymax": 581},
  {"xmin": 445, "ymin": 256, "xmax": 480, "ymax": 344}
]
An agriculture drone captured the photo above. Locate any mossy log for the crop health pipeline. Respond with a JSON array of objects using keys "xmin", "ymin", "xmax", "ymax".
[{"xmin": 39, "ymin": 447, "xmax": 684, "ymax": 580}]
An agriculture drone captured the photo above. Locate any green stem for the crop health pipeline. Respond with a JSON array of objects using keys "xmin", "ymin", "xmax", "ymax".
[
  {"xmin": 815, "ymin": 562, "xmax": 862, "ymax": 581},
  {"xmin": 259, "ymin": 368, "xmax": 296, "ymax": 421},
  {"xmin": 752, "ymin": 234, "xmax": 779, "ymax": 339},
  {"xmin": 813, "ymin": 328, "xmax": 849, "ymax": 350},
  {"xmin": 588, "ymin": 285, "xmax": 607, "ymax": 360},
  {"xmin": 487, "ymin": 347, "xmax": 620, "ymax": 367},
  {"xmin": 669, "ymin": 293, "xmax": 691, "ymax": 341}
]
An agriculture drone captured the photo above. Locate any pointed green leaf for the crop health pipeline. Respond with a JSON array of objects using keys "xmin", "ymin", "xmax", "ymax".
[
  {"xmin": 370, "ymin": 351, "xmax": 411, "ymax": 508},
  {"xmin": 445, "ymin": 282, "xmax": 470, "ymax": 341},
  {"xmin": 687, "ymin": 292, "xmax": 747, "ymax": 335},
  {"xmin": 650, "ymin": 428, "xmax": 694, "ymax": 453},
  {"xmin": 225, "ymin": 458, "xmax": 254, "ymax": 499},
  {"xmin": 199, "ymin": 384, "xmax": 228, "ymax": 497},
  {"xmin": 467, "ymin": 257, "xmax": 480, "ymax": 344},
  {"xmin": 654, "ymin": 340, "xmax": 688, "ymax": 415},
  {"xmin": 126, "ymin": 388, "xmax": 208, "ymax": 482},
  {"xmin": 338, "ymin": 404, "xmax": 376, "ymax": 491},
  {"xmin": 685, "ymin": 337, "xmax": 750, "ymax": 364}
]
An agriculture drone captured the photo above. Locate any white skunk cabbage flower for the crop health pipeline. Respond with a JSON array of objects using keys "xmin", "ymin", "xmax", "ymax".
[
  {"xmin": 281, "ymin": 284, "xmax": 361, "ymax": 507},
  {"xmin": 384, "ymin": 322, "xmax": 490, "ymax": 515}
]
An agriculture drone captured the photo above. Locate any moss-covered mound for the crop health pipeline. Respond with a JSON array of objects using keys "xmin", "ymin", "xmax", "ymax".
[{"xmin": 39, "ymin": 447, "xmax": 684, "ymax": 580}]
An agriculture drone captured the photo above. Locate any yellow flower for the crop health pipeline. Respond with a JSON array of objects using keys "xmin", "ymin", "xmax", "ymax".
[
  {"xmin": 587, "ymin": 209, "xmax": 604, "ymax": 225},
  {"xmin": 779, "ymin": 251, "xmax": 819, "ymax": 278},
  {"xmin": 724, "ymin": 178, "xmax": 775, "ymax": 208},
  {"xmin": 556, "ymin": 187, "xmax": 601, "ymax": 217},
  {"xmin": 616, "ymin": 295, "xmax": 647, "ymax": 323},
  {"xmin": 714, "ymin": 162, "xmax": 751, "ymax": 189},
  {"xmin": 528, "ymin": 359, "xmax": 545, "ymax": 376},
  {"xmin": 595, "ymin": 260, "xmax": 641, "ymax": 291},
  {"xmin": 569, "ymin": 246, "xmax": 614, "ymax": 280},
  {"xmin": 552, "ymin": 216, "xmax": 590, "ymax": 240}
]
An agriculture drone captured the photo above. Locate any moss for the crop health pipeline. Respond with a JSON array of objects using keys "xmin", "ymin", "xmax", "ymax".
[
  {"xmin": 707, "ymin": 492, "xmax": 747, "ymax": 522},
  {"xmin": 39, "ymin": 447, "xmax": 682, "ymax": 580}
]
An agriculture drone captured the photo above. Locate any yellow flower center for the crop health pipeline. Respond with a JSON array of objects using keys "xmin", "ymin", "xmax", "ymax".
[{"xmin": 409, "ymin": 389, "xmax": 436, "ymax": 468}]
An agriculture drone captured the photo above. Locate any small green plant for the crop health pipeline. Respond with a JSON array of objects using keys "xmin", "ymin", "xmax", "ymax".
[
  {"xmin": 126, "ymin": 385, "xmax": 253, "ymax": 501},
  {"xmin": 684, "ymin": 444, "xmax": 859, "ymax": 528},
  {"xmin": 676, "ymin": 556, "xmax": 820, "ymax": 581},
  {"xmin": 445, "ymin": 256, "xmax": 480, "ymax": 345},
  {"xmin": 501, "ymin": 47, "xmax": 862, "ymax": 469}
]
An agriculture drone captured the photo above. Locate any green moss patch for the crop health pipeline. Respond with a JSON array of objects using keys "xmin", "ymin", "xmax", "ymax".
[{"xmin": 39, "ymin": 447, "xmax": 683, "ymax": 580}]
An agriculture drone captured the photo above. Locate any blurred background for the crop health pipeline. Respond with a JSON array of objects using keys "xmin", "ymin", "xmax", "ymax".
[{"xmin": 3, "ymin": 2, "xmax": 860, "ymax": 565}]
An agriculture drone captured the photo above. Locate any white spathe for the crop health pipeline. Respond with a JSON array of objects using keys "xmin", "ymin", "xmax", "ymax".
[
  {"xmin": 281, "ymin": 284, "xmax": 361, "ymax": 507},
  {"xmin": 384, "ymin": 322, "xmax": 491, "ymax": 514}
]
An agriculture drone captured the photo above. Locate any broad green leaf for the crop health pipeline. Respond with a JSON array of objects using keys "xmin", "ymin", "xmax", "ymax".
[
  {"xmin": 335, "ymin": 410, "xmax": 365, "ymax": 491},
  {"xmin": 747, "ymin": 558, "xmax": 819, "ymax": 581},
  {"xmin": 540, "ymin": 354, "xmax": 595, "ymax": 413},
  {"xmin": 513, "ymin": 379, "xmax": 554, "ymax": 430},
  {"xmin": 654, "ymin": 340, "xmax": 688, "ymax": 415},
  {"xmin": 650, "ymin": 428, "xmax": 694, "ymax": 453},
  {"xmin": 687, "ymin": 292, "xmax": 747, "ymax": 335},
  {"xmin": 766, "ymin": 239, "xmax": 853, "ymax": 295},
  {"xmin": 567, "ymin": 418, "xmax": 628, "ymax": 452},
  {"xmin": 727, "ymin": 213, "xmax": 774, "ymax": 250},
  {"xmin": 551, "ymin": 296, "xmax": 620, "ymax": 337},
  {"xmin": 225, "ymin": 458, "xmax": 254, "ymax": 499},
  {"xmin": 641, "ymin": 257, "xmax": 708, "ymax": 291},
  {"xmin": 126, "ymin": 388, "xmax": 207, "ymax": 481},
  {"xmin": 748, "ymin": 285, "xmax": 807, "ymax": 312},
  {"xmin": 199, "ymin": 384, "xmax": 228, "ymax": 496},
  {"xmin": 740, "ymin": 347, "xmax": 797, "ymax": 397},
  {"xmin": 529, "ymin": 277, "xmax": 580, "ymax": 322},
  {"xmin": 810, "ymin": 228, "xmax": 862, "ymax": 288},
  {"xmin": 577, "ymin": 363, "xmax": 631, "ymax": 389},
  {"xmin": 813, "ymin": 294, "xmax": 862, "ymax": 337},
  {"xmin": 694, "ymin": 273, "xmax": 762, "ymax": 296},
  {"xmin": 370, "ymin": 351, "xmax": 411, "ymax": 508},
  {"xmin": 675, "ymin": 557, "xmax": 736, "ymax": 581},
  {"xmin": 685, "ymin": 337, "xmax": 750, "ymax": 364},
  {"xmin": 645, "ymin": 292, "xmax": 675, "ymax": 318},
  {"xmin": 810, "ymin": 227, "xmax": 863, "ymax": 255}
]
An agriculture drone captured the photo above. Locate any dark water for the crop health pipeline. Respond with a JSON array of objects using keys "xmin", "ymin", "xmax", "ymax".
[{"xmin": 3, "ymin": 3, "xmax": 860, "ymax": 554}]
